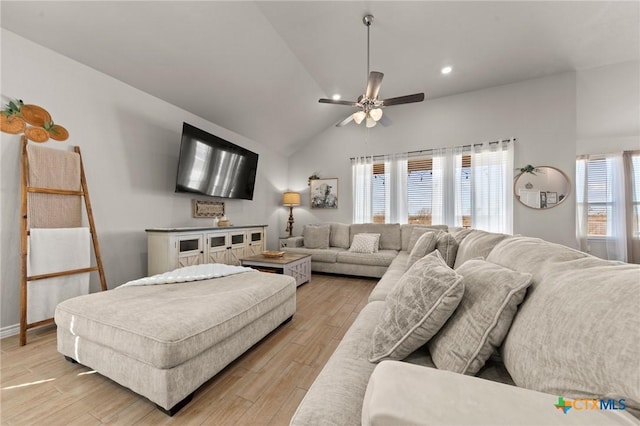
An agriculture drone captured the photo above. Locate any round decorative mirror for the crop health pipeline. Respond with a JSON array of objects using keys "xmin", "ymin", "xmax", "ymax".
[{"xmin": 514, "ymin": 166, "xmax": 571, "ymax": 209}]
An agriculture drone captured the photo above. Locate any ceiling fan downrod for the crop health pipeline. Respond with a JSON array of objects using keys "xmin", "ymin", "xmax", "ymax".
[{"xmin": 364, "ymin": 15, "xmax": 373, "ymax": 80}]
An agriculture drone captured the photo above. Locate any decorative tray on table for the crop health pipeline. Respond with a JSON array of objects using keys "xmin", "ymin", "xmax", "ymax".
[{"xmin": 262, "ymin": 250, "xmax": 286, "ymax": 258}]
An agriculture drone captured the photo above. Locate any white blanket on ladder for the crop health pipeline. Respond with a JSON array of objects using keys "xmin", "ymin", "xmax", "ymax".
[
  {"xmin": 117, "ymin": 263, "xmax": 257, "ymax": 288},
  {"xmin": 28, "ymin": 228, "xmax": 91, "ymax": 323}
]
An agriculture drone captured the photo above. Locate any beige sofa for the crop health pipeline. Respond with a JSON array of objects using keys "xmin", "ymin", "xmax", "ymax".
[
  {"xmin": 290, "ymin": 227, "xmax": 640, "ymax": 425},
  {"xmin": 283, "ymin": 223, "xmax": 447, "ymax": 278}
]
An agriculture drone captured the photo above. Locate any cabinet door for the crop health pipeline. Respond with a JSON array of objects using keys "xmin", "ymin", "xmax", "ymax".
[
  {"xmin": 206, "ymin": 232, "xmax": 228, "ymax": 264},
  {"xmin": 225, "ymin": 231, "xmax": 246, "ymax": 265},
  {"xmin": 246, "ymin": 228, "xmax": 264, "ymax": 256},
  {"xmin": 176, "ymin": 235, "xmax": 203, "ymax": 268}
]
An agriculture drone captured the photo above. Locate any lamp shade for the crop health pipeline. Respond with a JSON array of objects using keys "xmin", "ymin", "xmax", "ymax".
[
  {"xmin": 282, "ymin": 191, "xmax": 301, "ymax": 206},
  {"xmin": 352, "ymin": 111, "xmax": 366, "ymax": 124},
  {"xmin": 369, "ymin": 108, "xmax": 383, "ymax": 121},
  {"xmin": 365, "ymin": 116, "xmax": 377, "ymax": 128}
]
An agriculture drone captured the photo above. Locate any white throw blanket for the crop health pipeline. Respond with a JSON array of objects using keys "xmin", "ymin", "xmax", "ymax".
[
  {"xmin": 28, "ymin": 227, "xmax": 91, "ymax": 323},
  {"xmin": 117, "ymin": 263, "xmax": 256, "ymax": 288}
]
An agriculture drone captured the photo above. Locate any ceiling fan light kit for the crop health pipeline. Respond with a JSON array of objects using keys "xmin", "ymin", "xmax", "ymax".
[{"xmin": 318, "ymin": 14, "xmax": 425, "ymax": 128}]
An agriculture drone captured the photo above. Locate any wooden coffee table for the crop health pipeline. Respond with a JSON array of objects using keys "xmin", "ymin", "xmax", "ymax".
[{"xmin": 240, "ymin": 253, "xmax": 311, "ymax": 287}]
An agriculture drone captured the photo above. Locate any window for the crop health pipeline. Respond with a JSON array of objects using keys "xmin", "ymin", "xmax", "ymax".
[
  {"xmin": 576, "ymin": 151, "xmax": 640, "ymax": 263},
  {"xmin": 585, "ymin": 158, "xmax": 609, "ymax": 237},
  {"xmin": 359, "ymin": 139, "xmax": 513, "ymax": 232},
  {"xmin": 632, "ymin": 155, "xmax": 640, "ymax": 237},
  {"xmin": 372, "ymin": 158, "xmax": 441, "ymax": 225},
  {"xmin": 580, "ymin": 155, "xmax": 640, "ymax": 237},
  {"xmin": 372, "ymin": 163, "xmax": 386, "ymax": 224},
  {"xmin": 407, "ymin": 158, "xmax": 433, "ymax": 225}
]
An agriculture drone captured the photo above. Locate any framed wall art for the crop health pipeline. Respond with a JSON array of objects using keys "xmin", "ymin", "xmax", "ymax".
[
  {"xmin": 192, "ymin": 199, "xmax": 225, "ymax": 218},
  {"xmin": 310, "ymin": 178, "xmax": 338, "ymax": 209}
]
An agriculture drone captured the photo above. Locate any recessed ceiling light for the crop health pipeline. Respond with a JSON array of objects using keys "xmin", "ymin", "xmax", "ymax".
[
  {"xmin": 441, "ymin": 66, "xmax": 453, "ymax": 75},
  {"xmin": 332, "ymin": 94, "xmax": 341, "ymax": 100}
]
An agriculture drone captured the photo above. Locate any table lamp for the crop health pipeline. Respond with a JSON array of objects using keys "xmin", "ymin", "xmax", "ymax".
[{"xmin": 282, "ymin": 192, "xmax": 301, "ymax": 237}]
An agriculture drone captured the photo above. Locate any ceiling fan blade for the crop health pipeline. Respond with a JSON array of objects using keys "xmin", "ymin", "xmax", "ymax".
[
  {"xmin": 335, "ymin": 114, "xmax": 354, "ymax": 127},
  {"xmin": 378, "ymin": 114, "xmax": 392, "ymax": 127},
  {"xmin": 365, "ymin": 71, "xmax": 384, "ymax": 99},
  {"xmin": 380, "ymin": 93, "xmax": 425, "ymax": 106},
  {"xmin": 319, "ymin": 98, "xmax": 359, "ymax": 106}
]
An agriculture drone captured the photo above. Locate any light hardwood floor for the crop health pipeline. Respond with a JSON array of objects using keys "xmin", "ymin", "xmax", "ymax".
[{"xmin": 0, "ymin": 274, "xmax": 376, "ymax": 425}]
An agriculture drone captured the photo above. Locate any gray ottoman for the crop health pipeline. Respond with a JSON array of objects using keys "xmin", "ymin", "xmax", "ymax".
[{"xmin": 55, "ymin": 271, "xmax": 296, "ymax": 415}]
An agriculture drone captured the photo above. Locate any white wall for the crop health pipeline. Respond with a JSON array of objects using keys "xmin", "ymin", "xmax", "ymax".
[
  {"xmin": 577, "ymin": 61, "xmax": 640, "ymax": 155},
  {"xmin": 289, "ymin": 72, "xmax": 577, "ymax": 246},
  {"xmin": 0, "ymin": 30, "xmax": 289, "ymax": 331}
]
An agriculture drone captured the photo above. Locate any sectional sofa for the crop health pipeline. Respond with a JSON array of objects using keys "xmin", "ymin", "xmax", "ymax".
[
  {"xmin": 283, "ymin": 223, "xmax": 448, "ymax": 278},
  {"xmin": 288, "ymin": 224, "xmax": 640, "ymax": 425}
]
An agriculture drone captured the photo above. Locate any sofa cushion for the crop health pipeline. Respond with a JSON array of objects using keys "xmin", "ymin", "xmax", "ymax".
[
  {"xmin": 406, "ymin": 231, "xmax": 439, "ymax": 269},
  {"xmin": 369, "ymin": 252, "xmax": 409, "ymax": 302},
  {"xmin": 448, "ymin": 226, "xmax": 474, "ymax": 243},
  {"xmin": 428, "ymin": 259, "xmax": 533, "ymax": 375},
  {"xmin": 351, "ymin": 223, "xmax": 401, "ymax": 250},
  {"xmin": 329, "ymin": 223, "xmax": 351, "ymax": 248},
  {"xmin": 349, "ymin": 233, "xmax": 380, "ymax": 254},
  {"xmin": 487, "ymin": 237, "xmax": 640, "ymax": 415},
  {"xmin": 401, "ymin": 224, "xmax": 448, "ymax": 251},
  {"xmin": 337, "ymin": 249, "xmax": 398, "ymax": 267},
  {"xmin": 435, "ymin": 232, "xmax": 458, "ymax": 268},
  {"xmin": 369, "ymin": 251, "xmax": 464, "ymax": 362},
  {"xmin": 453, "ymin": 229, "xmax": 510, "ymax": 269},
  {"xmin": 282, "ymin": 246, "xmax": 344, "ymax": 263},
  {"xmin": 362, "ymin": 361, "xmax": 639, "ymax": 426},
  {"xmin": 303, "ymin": 224, "xmax": 330, "ymax": 249},
  {"xmin": 290, "ymin": 301, "xmax": 387, "ymax": 426}
]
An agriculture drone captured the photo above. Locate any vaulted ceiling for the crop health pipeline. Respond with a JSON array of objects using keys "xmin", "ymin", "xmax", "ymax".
[{"xmin": 2, "ymin": 1, "xmax": 638, "ymax": 155}]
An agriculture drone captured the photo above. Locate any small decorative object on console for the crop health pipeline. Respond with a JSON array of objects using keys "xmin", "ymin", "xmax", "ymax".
[{"xmin": 262, "ymin": 250, "xmax": 286, "ymax": 258}]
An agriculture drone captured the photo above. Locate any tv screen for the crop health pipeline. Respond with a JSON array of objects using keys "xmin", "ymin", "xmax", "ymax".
[{"xmin": 175, "ymin": 123, "xmax": 259, "ymax": 200}]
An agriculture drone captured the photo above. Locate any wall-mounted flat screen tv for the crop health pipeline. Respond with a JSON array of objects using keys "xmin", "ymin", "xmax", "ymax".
[{"xmin": 175, "ymin": 123, "xmax": 259, "ymax": 200}]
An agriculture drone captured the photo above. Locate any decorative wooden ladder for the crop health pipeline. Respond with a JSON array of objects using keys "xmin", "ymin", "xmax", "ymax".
[{"xmin": 19, "ymin": 136, "xmax": 107, "ymax": 345}]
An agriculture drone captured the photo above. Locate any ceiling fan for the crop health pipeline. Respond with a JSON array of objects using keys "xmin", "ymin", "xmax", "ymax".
[{"xmin": 319, "ymin": 15, "xmax": 425, "ymax": 128}]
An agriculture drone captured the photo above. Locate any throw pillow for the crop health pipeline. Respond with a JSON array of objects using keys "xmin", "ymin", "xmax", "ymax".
[
  {"xmin": 406, "ymin": 227, "xmax": 431, "ymax": 252},
  {"xmin": 369, "ymin": 250, "xmax": 464, "ymax": 362},
  {"xmin": 436, "ymin": 232, "xmax": 458, "ymax": 268},
  {"xmin": 329, "ymin": 223, "xmax": 350, "ymax": 248},
  {"xmin": 303, "ymin": 224, "xmax": 330, "ymax": 249},
  {"xmin": 406, "ymin": 231, "xmax": 439, "ymax": 269},
  {"xmin": 348, "ymin": 233, "xmax": 380, "ymax": 254},
  {"xmin": 428, "ymin": 259, "xmax": 533, "ymax": 375}
]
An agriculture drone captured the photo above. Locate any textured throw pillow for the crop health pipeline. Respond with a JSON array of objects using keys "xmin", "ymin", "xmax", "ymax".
[
  {"xmin": 428, "ymin": 259, "xmax": 533, "ymax": 375},
  {"xmin": 349, "ymin": 233, "xmax": 380, "ymax": 254},
  {"xmin": 406, "ymin": 231, "xmax": 439, "ymax": 269},
  {"xmin": 369, "ymin": 251, "xmax": 464, "ymax": 362},
  {"xmin": 436, "ymin": 232, "xmax": 458, "ymax": 268},
  {"xmin": 303, "ymin": 224, "xmax": 330, "ymax": 249}
]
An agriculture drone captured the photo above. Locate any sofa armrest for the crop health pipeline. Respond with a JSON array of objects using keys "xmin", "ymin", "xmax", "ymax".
[
  {"xmin": 284, "ymin": 236, "xmax": 304, "ymax": 248},
  {"xmin": 362, "ymin": 361, "xmax": 637, "ymax": 425}
]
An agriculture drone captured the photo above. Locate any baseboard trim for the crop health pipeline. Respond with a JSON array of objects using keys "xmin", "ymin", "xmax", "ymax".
[{"xmin": 1, "ymin": 323, "xmax": 20, "ymax": 339}]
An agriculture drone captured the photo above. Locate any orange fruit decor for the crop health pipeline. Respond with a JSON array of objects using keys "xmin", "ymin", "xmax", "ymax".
[
  {"xmin": 1, "ymin": 99, "xmax": 70, "ymax": 142},
  {"xmin": 20, "ymin": 104, "xmax": 52, "ymax": 127},
  {"xmin": 0, "ymin": 114, "xmax": 27, "ymax": 134},
  {"xmin": 24, "ymin": 126, "xmax": 50, "ymax": 143},
  {"xmin": 46, "ymin": 124, "xmax": 69, "ymax": 141}
]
